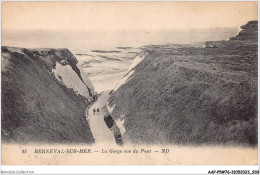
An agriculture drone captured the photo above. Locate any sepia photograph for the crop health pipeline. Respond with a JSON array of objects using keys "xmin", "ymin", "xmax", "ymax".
[{"xmin": 0, "ymin": 1, "xmax": 259, "ymax": 172}]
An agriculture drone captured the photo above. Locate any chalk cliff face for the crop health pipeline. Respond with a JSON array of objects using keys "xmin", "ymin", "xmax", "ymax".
[
  {"xmin": 1, "ymin": 47, "xmax": 95, "ymax": 144},
  {"xmin": 108, "ymin": 21, "xmax": 258, "ymax": 145}
]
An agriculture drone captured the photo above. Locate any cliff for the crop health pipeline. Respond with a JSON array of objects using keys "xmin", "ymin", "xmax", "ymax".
[
  {"xmin": 108, "ymin": 21, "xmax": 258, "ymax": 145},
  {"xmin": 1, "ymin": 46, "xmax": 95, "ymax": 144},
  {"xmin": 230, "ymin": 21, "xmax": 258, "ymax": 41}
]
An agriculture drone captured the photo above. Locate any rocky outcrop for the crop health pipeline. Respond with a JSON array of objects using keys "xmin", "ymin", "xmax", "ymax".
[
  {"xmin": 205, "ymin": 21, "xmax": 257, "ymax": 48},
  {"xmin": 108, "ymin": 21, "xmax": 258, "ymax": 145},
  {"xmin": 1, "ymin": 47, "xmax": 95, "ymax": 144},
  {"xmin": 231, "ymin": 21, "xmax": 258, "ymax": 41}
]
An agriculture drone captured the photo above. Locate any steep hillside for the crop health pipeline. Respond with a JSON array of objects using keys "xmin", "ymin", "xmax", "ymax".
[
  {"xmin": 108, "ymin": 21, "xmax": 258, "ymax": 145},
  {"xmin": 1, "ymin": 46, "xmax": 95, "ymax": 144}
]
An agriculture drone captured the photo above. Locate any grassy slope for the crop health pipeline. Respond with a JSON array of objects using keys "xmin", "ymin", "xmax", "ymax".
[
  {"xmin": 108, "ymin": 21, "xmax": 258, "ymax": 145},
  {"xmin": 1, "ymin": 47, "xmax": 94, "ymax": 144}
]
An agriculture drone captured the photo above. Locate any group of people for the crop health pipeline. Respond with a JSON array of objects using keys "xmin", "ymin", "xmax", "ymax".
[{"xmin": 93, "ymin": 108, "xmax": 100, "ymax": 115}]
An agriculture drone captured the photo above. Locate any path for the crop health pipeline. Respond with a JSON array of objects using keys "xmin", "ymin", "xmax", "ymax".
[{"xmin": 87, "ymin": 90, "xmax": 116, "ymax": 145}]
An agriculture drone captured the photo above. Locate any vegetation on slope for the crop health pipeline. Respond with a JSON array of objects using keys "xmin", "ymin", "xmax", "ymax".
[
  {"xmin": 108, "ymin": 21, "xmax": 258, "ymax": 146},
  {"xmin": 1, "ymin": 47, "xmax": 94, "ymax": 144}
]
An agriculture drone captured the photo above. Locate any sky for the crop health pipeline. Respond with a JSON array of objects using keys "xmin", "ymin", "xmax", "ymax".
[{"xmin": 2, "ymin": 1, "xmax": 258, "ymax": 31}]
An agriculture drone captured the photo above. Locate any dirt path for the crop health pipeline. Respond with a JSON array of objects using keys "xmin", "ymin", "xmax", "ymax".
[{"xmin": 87, "ymin": 91, "xmax": 116, "ymax": 145}]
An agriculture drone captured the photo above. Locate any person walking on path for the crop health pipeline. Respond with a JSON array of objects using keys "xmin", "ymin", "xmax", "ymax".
[
  {"xmin": 97, "ymin": 108, "xmax": 99, "ymax": 114},
  {"xmin": 93, "ymin": 108, "xmax": 96, "ymax": 115}
]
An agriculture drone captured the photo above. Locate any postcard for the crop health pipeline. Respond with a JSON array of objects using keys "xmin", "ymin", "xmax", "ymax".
[{"xmin": 1, "ymin": 1, "xmax": 258, "ymax": 168}]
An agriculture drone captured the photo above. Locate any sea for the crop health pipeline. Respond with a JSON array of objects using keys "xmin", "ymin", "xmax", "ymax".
[{"xmin": 2, "ymin": 28, "xmax": 238, "ymax": 92}]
